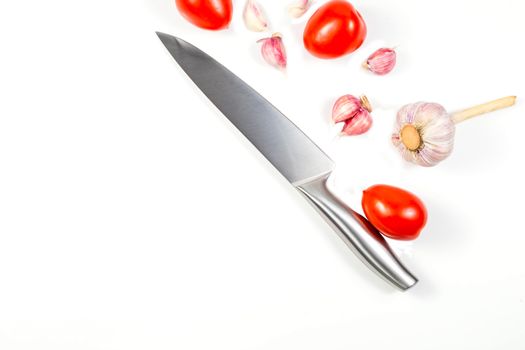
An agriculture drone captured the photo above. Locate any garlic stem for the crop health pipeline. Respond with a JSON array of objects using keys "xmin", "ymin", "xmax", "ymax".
[{"xmin": 452, "ymin": 96, "xmax": 516, "ymax": 124}]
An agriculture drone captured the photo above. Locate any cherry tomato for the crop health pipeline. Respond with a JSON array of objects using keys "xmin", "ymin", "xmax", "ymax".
[
  {"xmin": 303, "ymin": 0, "xmax": 367, "ymax": 59},
  {"xmin": 362, "ymin": 185, "xmax": 427, "ymax": 240},
  {"xmin": 175, "ymin": 0, "xmax": 233, "ymax": 30},
  {"xmin": 303, "ymin": 0, "xmax": 366, "ymax": 58}
]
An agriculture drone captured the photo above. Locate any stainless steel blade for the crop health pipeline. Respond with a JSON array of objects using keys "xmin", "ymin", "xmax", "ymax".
[{"xmin": 157, "ymin": 32, "xmax": 334, "ymax": 185}]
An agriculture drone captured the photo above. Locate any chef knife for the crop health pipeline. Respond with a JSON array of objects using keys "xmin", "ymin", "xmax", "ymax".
[{"xmin": 157, "ymin": 32, "xmax": 418, "ymax": 290}]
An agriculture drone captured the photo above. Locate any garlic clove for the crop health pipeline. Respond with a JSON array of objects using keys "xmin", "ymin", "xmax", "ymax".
[
  {"xmin": 243, "ymin": 0, "xmax": 269, "ymax": 32},
  {"xmin": 364, "ymin": 48, "xmax": 397, "ymax": 75},
  {"xmin": 341, "ymin": 110, "xmax": 373, "ymax": 135},
  {"xmin": 257, "ymin": 33, "xmax": 287, "ymax": 70},
  {"xmin": 332, "ymin": 95, "xmax": 362, "ymax": 123},
  {"xmin": 332, "ymin": 95, "xmax": 373, "ymax": 136},
  {"xmin": 288, "ymin": 0, "xmax": 312, "ymax": 18},
  {"xmin": 332, "ymin": 94, "xmax": 372, "ymax": 123},
  {"xmin": 392, "ymin": 102, "xmax": 455, "ymax": 167}
]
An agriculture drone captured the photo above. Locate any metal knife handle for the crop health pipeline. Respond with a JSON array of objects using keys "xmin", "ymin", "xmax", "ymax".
[{"xmin": 297, "ymin": 174, "xmax": 418, "ymax": 291}]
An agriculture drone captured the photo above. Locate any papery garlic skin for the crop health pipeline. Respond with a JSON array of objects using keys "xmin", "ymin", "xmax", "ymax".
[
  {"xmin": 392, "ymin": 102, "xmax": 455, "ymax": 167},
  {"xmin": 243, "ymin": 0, "xmax": 268, "ymax": 32},
  {"xmin": 365, "ymin": 48, "xmax": 396, "ymax": 75},
  {"xmin": 332, "ymin": 95, "xmax": 373, "ymax": 136},
  {"xmin": 288, "ymin": 0, "xmax": 312, "ymax": 18},
  {"xmin": 257, "ymin": 33, "xmax": 287, "ymax": 70}
]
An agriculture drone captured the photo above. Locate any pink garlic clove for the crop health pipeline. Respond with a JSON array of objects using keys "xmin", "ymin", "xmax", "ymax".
[
  {"xmin": 332, "ymin": 95, "xmax": 373, "ymax": 136},
  {"xmin": 364, "ymin": 48, "xmax": 397, "ymax": 75},
  {"xmin": 257, "ymin": 33, "xmax": 287, "ymax": 70},
  {"xmin": 243, "ymin": 0, "xmax": 268, "ymax": 32},
  {"xmin": 341, "ymin": 110, "xmax": 373, "ymax": 135},
  {"xmin": 288, "ymin": 0, "xmax": 312, "ymax": 18},
  {"xmin": 332, "ymin": 95, "xmax": 362, "ymax": 123}
]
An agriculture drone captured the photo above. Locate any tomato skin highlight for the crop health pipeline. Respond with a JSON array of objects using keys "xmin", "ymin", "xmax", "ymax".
[
  {"xmin": 362, "ymin": 185, "xmax": 427, "ymax": 240},
  {"xmin": 175, "ymin": 0, "xmax": 233, "ymax": 30},
  {"xmin": 303, "ymin": 0, "xmax": 367, "ymax": 59}
]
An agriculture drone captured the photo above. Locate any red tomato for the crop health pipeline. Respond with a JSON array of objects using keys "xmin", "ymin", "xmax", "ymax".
[
  {"xmin": 362, "ymin": 185, "xmax": 427, "ymax": 240},
  {"xmin": 303, "ymin": 0, "xmax": 367, "ymax": 59},
  {"xmin": 175, "ymin": 0, "xmax": 233, "ymax": 30}
]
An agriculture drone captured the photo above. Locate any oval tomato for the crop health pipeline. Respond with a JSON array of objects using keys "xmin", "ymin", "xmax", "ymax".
[
  {"xmin": 303, "ymin": 0, "xmax": 367, "ymax": 59},
  {"xmin": 362, "ymin": 185, "xmax": 427, "ymax": 240},
  {"xmin": 175, "ymin": 0, "xmax": 233, "ymax": 30}
]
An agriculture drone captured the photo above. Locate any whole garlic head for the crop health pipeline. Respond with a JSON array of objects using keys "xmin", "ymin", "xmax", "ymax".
[{"xmin": 392, "ymin": 102, "xmax": 455, "ymax": 167}]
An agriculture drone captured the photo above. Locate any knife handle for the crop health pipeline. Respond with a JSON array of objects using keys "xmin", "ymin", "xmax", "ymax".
[{"xmin": 297, "ymin": 174, "xmax": 418, "ymax": 291}]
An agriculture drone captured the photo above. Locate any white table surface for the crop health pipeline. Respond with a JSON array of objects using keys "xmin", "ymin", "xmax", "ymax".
[{"xmin": 1, "ymin": 0, "xmax": 524, "ymax": 349}]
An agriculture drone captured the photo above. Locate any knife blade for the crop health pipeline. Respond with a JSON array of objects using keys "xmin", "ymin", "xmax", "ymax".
[
  {"xmin": 157, "ymin": 32, "xmax": 418, "ymax": 290},
  {"xmin": 157, "ymin": 33, "xmax": 333, "ymax": 185}
]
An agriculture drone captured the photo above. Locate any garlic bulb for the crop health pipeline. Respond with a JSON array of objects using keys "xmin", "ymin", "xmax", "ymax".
[
  {"xmin": 288, "ymin": 0, "xmax": 312, "ymax": 18},
  {"xmin": 243, "ymin": 0, "xmax": 268, "ymax": 32},
  {"xmin": 257, "ymin": 33, "xmax": 287, "ymax": 70},
  {"xmin": 392, "ymin": 102, "xmax": 455, "ymax": 167},
  {"xmin": 332, "ymin": 95, "xmax": 373, "ymax": 136},
  {"xmin": 392, "ymin": 96, "xmax": 516, "ymax": 167},
  {"xmin": 364, "ymin": 48, "xmax": 396, "ymax": 75}
]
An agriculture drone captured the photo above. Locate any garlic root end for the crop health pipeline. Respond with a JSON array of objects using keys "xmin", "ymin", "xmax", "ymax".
[{"xmin": 400, "ymin": 124, "xmax": 422, "ymax": 151}]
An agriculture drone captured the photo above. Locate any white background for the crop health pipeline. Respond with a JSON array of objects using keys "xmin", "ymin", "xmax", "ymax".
[{"xmin": 1, "ymin": 0, "xmax": 524, "ymax": 349}]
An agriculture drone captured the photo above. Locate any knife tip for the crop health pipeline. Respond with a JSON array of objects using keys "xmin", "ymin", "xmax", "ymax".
[
  {"xmin": 155, "ymin": 32, "xmax": 187, "ymax": 47},
  {"xmin": 155, "ymin": 31, "xmax": 167, "ymax": 40}
]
